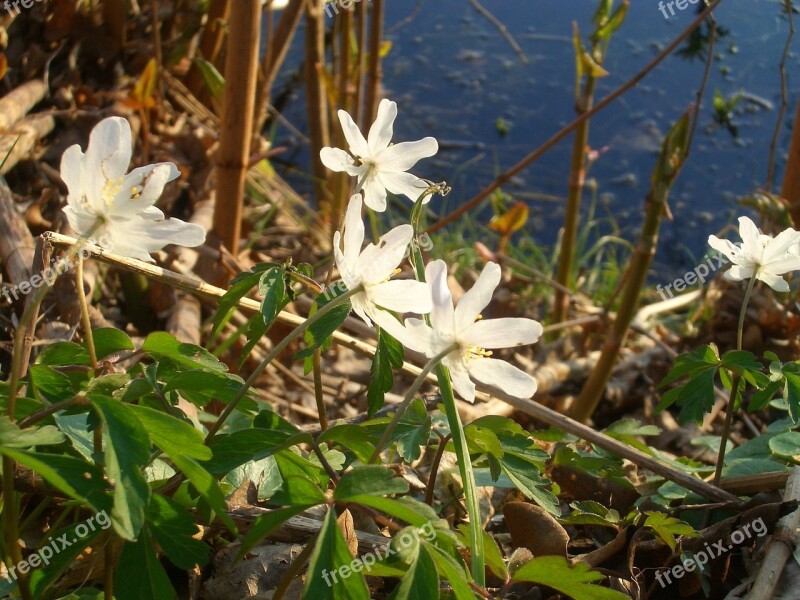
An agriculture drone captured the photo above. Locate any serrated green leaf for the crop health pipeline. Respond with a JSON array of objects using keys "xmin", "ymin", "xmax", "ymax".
[
  {"xmin": 258, "ymin": 266, "xmax": 287, "ymax": 328},
  {"xmin": 644, "ymin": 512, "xmax": 697, "ymax": 551},
  {"xmin": 388, "ymin": 544, "xmax": 438, "ymax": 600},
  {"xmin": 127, "ymin": 404, "xmax": 210, "ymax": 460},
  {"xmin": 0, "ymin": 449, "xmax": 109, "ymax": 512},
  {"xmin": 205, "ymin": 429, "xmax": 305, "ymax": 474},
  {"xmin": 148, "ymin": 494, "xmax": 209, "ymax": 569},
  {"xmin": 512, "ymin": 555, "xmax": 628, "ymax": 599},
  {"xmin": 29, "ymin": 365, "xmax": 77, "ymax": 403},
  {"xmin": 0, "ymin": 416, "xmax": 64, "ymax": 447},
  {"xmin": 142, "ymin": 332, "xmax": 228, "ymax": 372},
  {"xmin": 90, "ymin": 328, "xmax": 134, "ymax": 360}
]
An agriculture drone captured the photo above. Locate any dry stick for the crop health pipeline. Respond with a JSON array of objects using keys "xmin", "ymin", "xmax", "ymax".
[
  {"xmin": 745, "ymin": 466, "xmax": 800, "ymax": 599},
  {"xmin": 363, "ymin": 0, "xmax": 385, "ymax": 126},
  {"xmin": 305, "ymin": 0, "xmax": 332, "ymax": 216},
  {"xmin": 569, "ymin": 111, "xmax": 692, "ymax": 424},
  {"xmin": 467, "ymin": 0, "xmax": 528, "ymax": 64},
  {"xmin": 45, "ymin": 233, "xmax": 738, "ymax": 503},
  {"xmin": 213, "ymin": 0, "xmax": 261, "ymax": 256},
  {"xmin": 426, "ymin": 0, "xmax": 724, "ymax": 235},
  {"xmin": 767, "ymin": 0, "xmax": 795, "ymax": 192}
]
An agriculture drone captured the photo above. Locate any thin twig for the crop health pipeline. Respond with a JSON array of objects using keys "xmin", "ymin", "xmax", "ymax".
[
  {"xmin": 467, "ymin": 0, "xmax": 528, "ymax": 64},
  {"xmin": 767, "ymin": 0, "xmax": 795, "ymax": 191}
]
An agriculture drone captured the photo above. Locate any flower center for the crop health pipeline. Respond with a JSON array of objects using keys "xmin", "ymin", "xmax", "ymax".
[
  {"xmin": 466, "ymin": 345, "xmax": 492, "ymax": 360},
  {"xmin": 102, "ymin": 177, "xmax": 124, "ymax": 208}
]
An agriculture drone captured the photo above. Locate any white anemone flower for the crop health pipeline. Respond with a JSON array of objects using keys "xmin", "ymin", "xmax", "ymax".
[
  {"xmin": 388, "ymin": 260, "xmax": 542, "ymax": 403},
  {"xmin": 708, "ymin": 216, "xmax": 800, "ymax": 292},
  {"xmin": 320, "ymin": 99, "xmax": 438, "ymax": 212},
  {"xmin": 333, "ymin": 194, "xmax": 432, "ymax": 326},
  {"xmin": 61, "ymin": 116, "xmax": 205, "ymax": 263}
]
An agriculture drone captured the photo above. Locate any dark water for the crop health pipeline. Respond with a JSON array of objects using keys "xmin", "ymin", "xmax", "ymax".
[{"xmin": 276, "ymin": 0, "xmax": 798, "ymax": 277}]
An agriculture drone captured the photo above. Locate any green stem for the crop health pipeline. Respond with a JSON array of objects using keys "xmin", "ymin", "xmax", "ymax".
[
  {"xmin": 368, "ymin": 344, "xmax": 457, "ymax": 464},
  {"xmin": 437, "ymin": 363, "xmax": 485, "ymax": 586},
  {"xmin": 205, "ymin": 285, "xmax": 363, "ymax": 442},
  {"xmin": 713, "ymin": 272, "xmax": 758, "ymax": 485},
  {"xmin": 407, "ymin": 235, "xmax": 485, "ymax": 586}
]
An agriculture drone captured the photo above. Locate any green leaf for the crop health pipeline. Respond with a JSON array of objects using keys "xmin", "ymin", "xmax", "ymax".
[
  {"xmin": 0, "ymin": 416, "xmax": 63, "ymax": 447},
  {"xmin": 644, "ymin": 512, "xmax": 697, "ymax": 551},
  {"xmin": 784, "ymin": 372, "xmax": 800, "ymax": 422},
  {"xmin": 142, "ymin": 332, "xmax": 228, "ymax": 372},
  {"xmin": 211, "ymin": 270, "xmax": 261, "ymax": 334},
  {"xmin": 205, "ymin": 429, "xmax": 305, "ymax": 474},
  {"xmin": 500, "ymin": 454, "xmax": 559, "ymax": 515},
  {"xmin": 126, "ymin": 405, "xmax": 211, "ymax": 461},
  {"xmin": 512, "ymin": 555, "xmax": 628, "ymax": 599},
  {"xmin": 259, "ymin": 266, "xmax": 288, "ymax": 327},
  {"xmin": 148, "ymin": 495, "xmax": 209, "ymax": 569},
  {"xmin": 367, "ymin": 328, "xmax": 405, "ymax": 415},
  {"xmin": 170, "ymin": 454, "xmax": 237, "ymax": 534},
  {"xmin": 303, "ymin": 295, "xmax": 352, "ymax": 352},
  {"xmin": 318, "ymin": 425, "xmax": 377, "ymax": 463},
  {"xmin": 672, "ymin": 368, "xmax": 718, "ymax": 424},
  {"xmin": 162, "ymin": 370, "xmax": 247, "ymax": 406},
  {"xmin": 239, "ymin": 505, "xmax": 319, "ymax": 557},
  {"xmin": 424, "ymin": 543, "xmax": 474, "ymax": 600},
  {"xmin": 270, "ymin": 475, "xmax": 327, "ymax": 506},
  {"xmin": 29, "ymin": 365, "xmax": 79, "ymax": 403},
  {"xmin": 335, "ymin": 466, "xmax": 409, "ymax": 501},
  {"xmin": 115, "ymin": 532, "xmax": 177, "ymax": 600},
  {"xmin": 90, "ymin": 328, "xmax": 134, "ymax": 360},
  {"xmin": 769, "ymin": 431, "xmax": 800, "ymax": 461},
  {"xmin": 193, "ymin": 57, "xmax": 224, "ymax": 99},
  {"xmin": 36, "ymin": 342, "xmax": 89, "ymax": 366},
  {"xmin": 0, "ymin": 449, "xmax": 110, "ymax": 512},
  {"xmin": 387, "ymin": 544, "xmax": 439, "ymax": 600},
  {"xmin": 303, "ymin": 509, "xmax": 369, "ymax": 600},
  {"xmin": 29, "ymin": 522, "xmax": 103, "ymax": 598},
  {"xmin": 90, "ymin": 396, "xmax": 151, "ymax": 540}
]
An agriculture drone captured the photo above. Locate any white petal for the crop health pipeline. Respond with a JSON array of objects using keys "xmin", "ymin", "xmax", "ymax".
[
  {"xmin": 368, "ymin": 279, "xmax": 432, "ymax": 314},
  {"xmin": 707, "ymin": 235, "xmax": 740, "ymax": 263},
  {"xmin": 454, "ymin": 262, "xmax": 501, "ymax": 333},
  {"xmin": 109, "ymin": 163, "xmax": 178, "ymax": 218},
  {"xmin": 342, "ymin": 194, "xmax": 365, "ymax": 270},
  {"xmin": 763, "ymin": 228, "xmax": 800, "ymax": 263},
  {"xmin": 467, "ymin": 357, "xmax": 537, "ymax": 399},
  {"xmin": 377, "ymin": 137, "xmax": 438, "ymax": 172},
  {"xmin": 106, "ymin": 217, "xmax": 205, "ymax": 260},
  {"xmin": 462, "ymin": 318, "xmax": 543, "ymax": 350},
  {"xmin": 357, "ymin": 224, "xmax": 412, "ymax": 284},
  {"xmin": 738, "ymin": 217, "xmax": 761, "ymax": 248},
  {"xmin": 320, "ymin": 147, "xmax": 365, "ymax": 177},
  {"xmin": 337, "ymin": 109, "xmax": 370, "ymax": 158},
  {"xmin": 350, "ymin": 294, "xmax": 373, "ymax": 326},
  {"xmin": 361, "ymin": 176, "xmax": 387, "ymax": 212},
  {"xmin": 386, "ymin": 316, "xmax": 436, "ymax": 354},
  {"xmin": 757, "ymin": 271, "xmax": 790, "ymax": 292},
  {"xmin": 369, "ymin": 308, "xmax": 415, "ymax": 346},
  {"xmin": 446, "ymin": 357, "xmax": 476, "ymax": 403},
  {"xmin": 62, "ymin": 205, "xmax": 101, "ymax": 237},
  {"xmin": 725, "ymin": 264, "xmax": 754, "ymax": 281},
  {"xmin": 85, "ymin": 117, "xmax": 133, "ymax": 198},
  {"xmin": 426, "ymin": 260, "xmax": 455, "ymax": 335},
  {"xmin": 60, "ymin": 144, "xmax": 86, "ymax": 202},
  {"xmin": 367, "ymin": 99, "xmax": 396, "ymax": 155},
  {"xmin": 763, "ymin": 254, "xmax": 800, "ymax": 275},
  {"xmin": 377, "ymin": 171, "xmax": 429, "ymax": 203}
]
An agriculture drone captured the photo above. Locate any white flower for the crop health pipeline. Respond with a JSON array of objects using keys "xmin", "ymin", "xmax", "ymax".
[
  {"xmin": 386, "ymin": 260, "xmax": 542, "ymax": 402},
  {"xmin": 708, "ymin": 216, "xmax": 800, "ymax": 292},
  {"xmin": 320, "ymin": 99, "xmax": 438, "ymax": 212},
  {"xmin": 61, "ymin": 116, "xmax": 205, "ymax": 263},
  {"xmin": 333, "ymin": 194, "xmax": 432, "ymax": 326}
]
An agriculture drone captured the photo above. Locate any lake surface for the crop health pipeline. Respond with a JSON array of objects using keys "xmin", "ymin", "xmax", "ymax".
[{"xmin": 275, "ymin": 0, "xmax": 798, "ymax": 277}]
